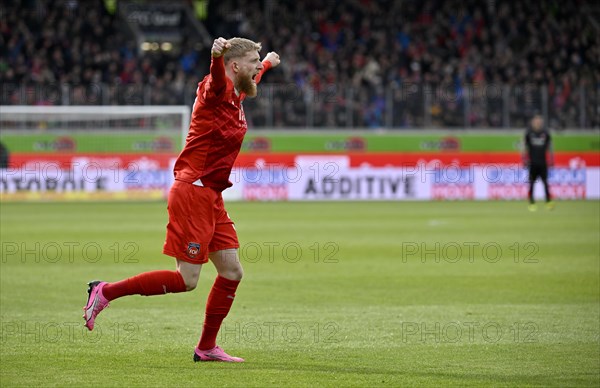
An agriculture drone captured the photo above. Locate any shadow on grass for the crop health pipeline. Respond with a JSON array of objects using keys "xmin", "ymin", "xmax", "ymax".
[{"xmin": 140, "ymin": 357, "xmax": 598, "ymax": 386}]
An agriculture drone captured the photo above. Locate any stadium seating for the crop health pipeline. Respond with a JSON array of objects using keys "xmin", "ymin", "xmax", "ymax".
[{"xmin": 1, "ymin": 0, "xmax": 598, "ymax": 128}]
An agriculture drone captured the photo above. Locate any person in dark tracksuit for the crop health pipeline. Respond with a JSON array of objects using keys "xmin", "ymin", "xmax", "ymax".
[{"xmin": 523, "ymin": 113, "xmax": 554, "ymax": 211}]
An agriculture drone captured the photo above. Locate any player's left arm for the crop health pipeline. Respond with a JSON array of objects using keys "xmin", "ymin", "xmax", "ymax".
[{"xmin": 255, "ymin": 52, "xmax": 280, "ymax": 85}]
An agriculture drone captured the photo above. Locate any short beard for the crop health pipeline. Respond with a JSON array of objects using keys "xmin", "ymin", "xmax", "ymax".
[{"xmin": 235, "ymin": 73, "xmax": 257, "ymax": 97}]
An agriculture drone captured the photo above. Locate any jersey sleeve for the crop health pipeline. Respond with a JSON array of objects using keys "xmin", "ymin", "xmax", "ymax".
[
  {"xmin": 203, "ymin": 56, "xmax": 228, "ymax": 103},
  {"xmin": 254, "ymin": 60, "xmax": 273, "ymax": 85}
]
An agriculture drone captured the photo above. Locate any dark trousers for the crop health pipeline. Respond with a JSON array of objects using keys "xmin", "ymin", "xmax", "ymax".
[{"xmin": 528, "ymin": 164, "xmax": 551, "ymax": 203}]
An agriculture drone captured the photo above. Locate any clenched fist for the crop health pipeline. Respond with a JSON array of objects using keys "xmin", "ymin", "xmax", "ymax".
[
  {"xmin": 211, "ymin": 37, "xmax": 230, "ymax": 58},
  {"xmin": 264, "ymin": 52, "xmax": 280, "ymax": 67}
]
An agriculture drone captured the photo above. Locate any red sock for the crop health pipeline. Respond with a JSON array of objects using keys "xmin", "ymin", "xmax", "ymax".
[
  {"xmin": 197, "ymin": 275, "xmax": 240, "ymax": 350},
  {"xmin": 103, "ymin": 270, "xmax": 187, "ymax": 301}
]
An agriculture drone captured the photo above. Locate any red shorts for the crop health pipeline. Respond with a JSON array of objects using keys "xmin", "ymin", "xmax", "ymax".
[{"xmin": 163, "ymin": 180, "xmax": 239, "ymax": 264}]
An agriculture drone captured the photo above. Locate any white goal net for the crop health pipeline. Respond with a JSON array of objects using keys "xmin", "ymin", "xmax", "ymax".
[{"xmin": 0, "ymin": 105, "xmax": 190, "ymax": 201}]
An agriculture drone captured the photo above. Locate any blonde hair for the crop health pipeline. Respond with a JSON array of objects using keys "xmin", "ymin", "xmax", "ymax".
[{"xmin": 224, "ymin": 37, "xmax": 262, "ymax": 63}]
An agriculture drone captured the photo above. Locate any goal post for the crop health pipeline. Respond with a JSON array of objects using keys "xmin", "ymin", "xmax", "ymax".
[
  {"xmin": 1, "ymin": 105, "xmax": 190, "ymax": 143},
  {"xmin": 0, "ymin": 105, "xmax": 190, "ymax": 201}
]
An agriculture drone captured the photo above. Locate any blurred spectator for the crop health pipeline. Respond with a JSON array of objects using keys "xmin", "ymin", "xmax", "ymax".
[{"xmin": 1, "ymin": 0, "xmax": 598, "ymax": 128}]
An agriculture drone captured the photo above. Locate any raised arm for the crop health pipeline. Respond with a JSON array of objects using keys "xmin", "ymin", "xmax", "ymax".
[
  {"xmin": 207, "ymin": 38, "xmax": 231, "ymax": 97},
  {"xmin": 255, "ymin": 51, "xmax": 280, "ymax": 85}
]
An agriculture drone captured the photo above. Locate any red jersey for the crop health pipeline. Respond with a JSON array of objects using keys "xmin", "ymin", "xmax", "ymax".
[{"xmin": 173, "ymin": 56, "xmax": 271, "ymax": 191}]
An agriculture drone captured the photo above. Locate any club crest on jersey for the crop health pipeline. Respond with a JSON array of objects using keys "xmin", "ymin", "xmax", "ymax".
[{"xmin": 187, "ymin": 242, "xmax": 201, "ymax": 259}]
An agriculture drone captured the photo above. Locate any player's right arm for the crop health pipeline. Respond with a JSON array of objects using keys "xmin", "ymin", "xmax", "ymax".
[{"xmin": 204, "ymin": 38, "xmax": 231, "ymax": 101}]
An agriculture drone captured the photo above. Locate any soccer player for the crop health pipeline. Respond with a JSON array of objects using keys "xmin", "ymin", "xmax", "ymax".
[
  {"xmin": 83, "ymin": 37, "xmax": 280, "ymax": 362},
  {"xmin": 523, "ymin": 113, "xmax": 554, "ymax": 211}
]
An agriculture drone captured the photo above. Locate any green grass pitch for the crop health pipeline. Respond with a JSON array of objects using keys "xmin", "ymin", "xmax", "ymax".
[{"xmin": 1, "ymin": 200, "xmax": 599, "ymax": 387}]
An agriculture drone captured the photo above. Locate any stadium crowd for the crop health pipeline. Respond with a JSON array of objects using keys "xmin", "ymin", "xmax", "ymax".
[{"xmin": 1, "ymin": 0, "xmax": 598, "ymax": 128}]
